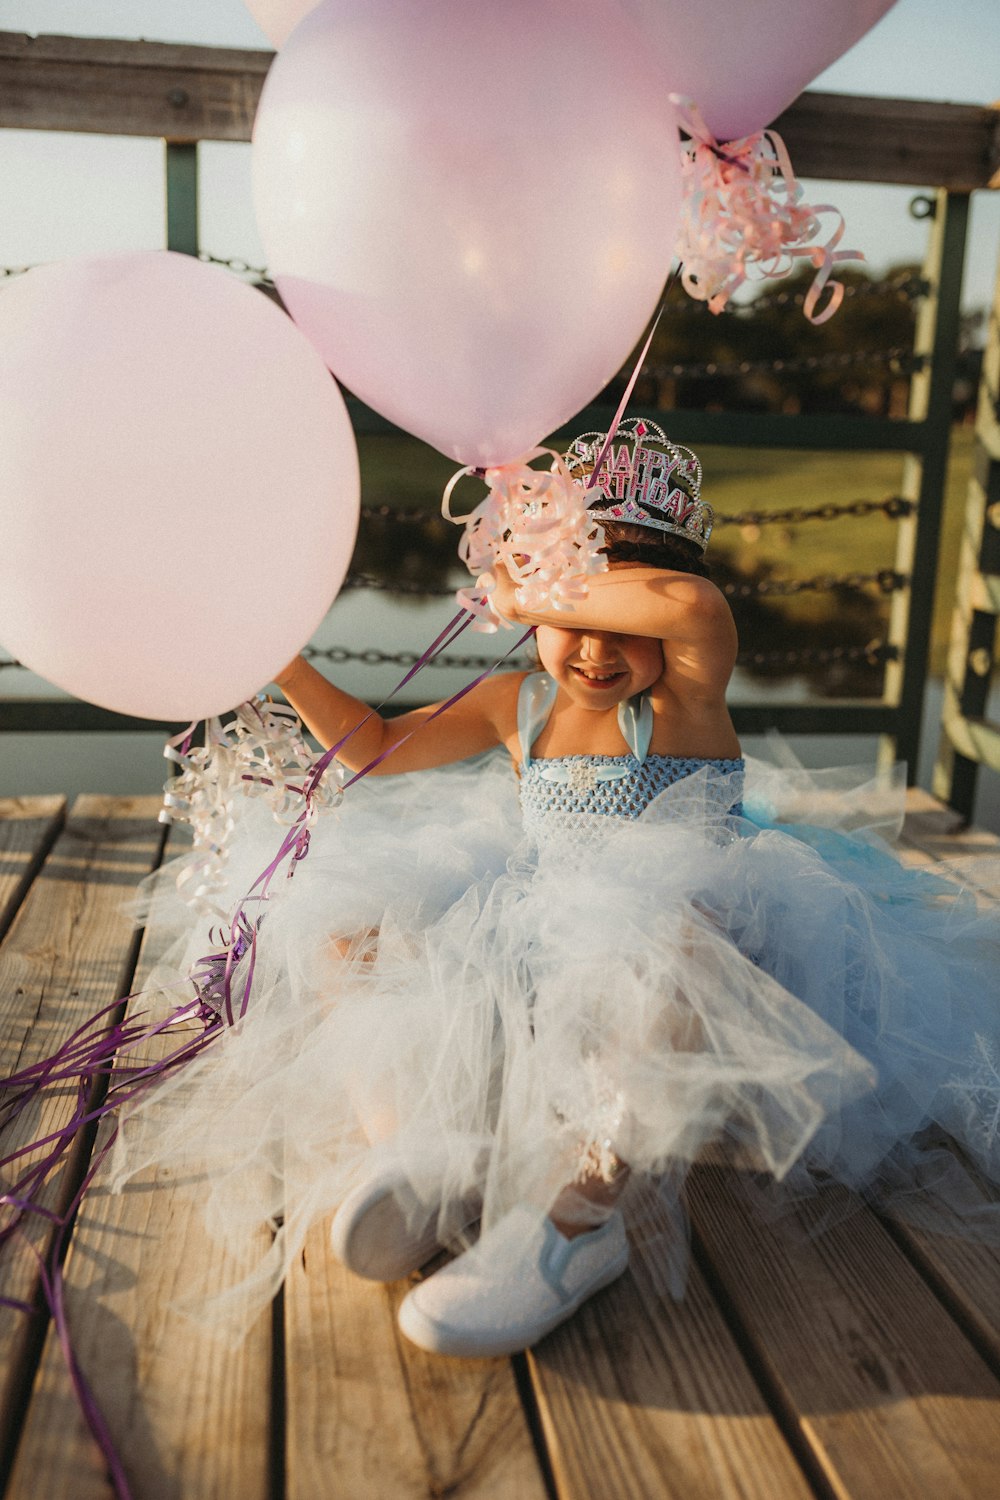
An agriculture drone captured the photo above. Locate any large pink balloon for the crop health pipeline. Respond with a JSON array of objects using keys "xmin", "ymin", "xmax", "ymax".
[
  {"xmin": 243, "ymin": 0, "xmax": 319, "ymax": 49},
  {"xmin": 0, "ymin": 252, "xmax": 360, "ymax": 721},
  {"xmin": 617, "ymin": 0, "xmax": 897, "ymax": 141},
  {"xmin": 252, "ymin": 0, "xmax": 684, "ymax": 468}
]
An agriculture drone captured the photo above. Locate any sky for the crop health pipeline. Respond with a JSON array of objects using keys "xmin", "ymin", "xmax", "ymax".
[{"xmin": 0, "ymin": 0, "xmax": 998, "ymax": 313}]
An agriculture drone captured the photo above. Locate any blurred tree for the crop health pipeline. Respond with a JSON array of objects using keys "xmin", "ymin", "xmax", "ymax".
[{"xmin": 611, "ymin": 262, "xmax": 930, "ymax": 417}]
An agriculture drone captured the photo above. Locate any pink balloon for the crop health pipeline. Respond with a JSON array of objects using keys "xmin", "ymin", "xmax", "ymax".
[
  {"xmin": 0, "ymin": 252, "xmax": 359, "ymax": 721},
  {"xmin": 242, "ymin": 1, "xmax": 320, "ymax": 49},
  {"xmin": 616, "ymin": 0, "xmax": 897, "ymax": 141},
  {"xmin": 252, "ymin": 0, "xmax": 684, "ymax": 467}
]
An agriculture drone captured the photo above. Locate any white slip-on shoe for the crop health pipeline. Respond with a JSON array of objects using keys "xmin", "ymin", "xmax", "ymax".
[
  {"xmin": 396, "ymin": 1205, "xmax": 629, "ymax": 1357},
  {"xmin": 330, "ymin": 1166, "xmax": 481, "ymax": 1282}
]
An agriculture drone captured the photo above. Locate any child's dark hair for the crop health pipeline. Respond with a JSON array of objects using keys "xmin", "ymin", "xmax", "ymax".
[{"xmin": 590, "ymin": 515, "xmax": 710, "ymax": 578}]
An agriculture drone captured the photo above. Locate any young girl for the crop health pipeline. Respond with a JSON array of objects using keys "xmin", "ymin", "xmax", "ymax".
[{"xmin": 118, "ymin": 420, "xmax": 1000, "ymax": 1359}]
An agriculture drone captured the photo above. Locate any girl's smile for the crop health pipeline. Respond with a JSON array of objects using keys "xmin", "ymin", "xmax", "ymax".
[{"xmin": 535, "ymin": 625, "xmax": 664, "ymax": 708}]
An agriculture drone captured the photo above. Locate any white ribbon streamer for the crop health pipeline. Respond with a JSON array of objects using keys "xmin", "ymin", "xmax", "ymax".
[{"xmin": 160, "ymin": 698, "xmax": 343, "ymax": 917}]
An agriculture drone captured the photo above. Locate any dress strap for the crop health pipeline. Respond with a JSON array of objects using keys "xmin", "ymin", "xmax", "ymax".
[
  {"xmin": 520, "ymin": 675, "xmax": 653, "ymax": 765},
  {"xmin": 618, "ymin": 693, "xmax": 653, "ymax": 764},
  {"xmin": 517, "ymin": 672, "xmax": 558, "ymax": 767}
]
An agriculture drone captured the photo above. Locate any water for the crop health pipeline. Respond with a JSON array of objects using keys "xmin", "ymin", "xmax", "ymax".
[{"xmin": 2, "ymin": 589, "xmax": 999, "ymax": 833}]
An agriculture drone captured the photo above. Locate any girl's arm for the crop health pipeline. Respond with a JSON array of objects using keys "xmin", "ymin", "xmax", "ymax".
[
  {"xmin": 494, "ymin": 564, "xmax": 737, "ymax": 700},
  {"xmin": 493, "ymin": 563, "xmax": 726, "ymax": 643},
  {"xmin": 273, "ymin": 655, "xmax": 515, "ymax": 773}
]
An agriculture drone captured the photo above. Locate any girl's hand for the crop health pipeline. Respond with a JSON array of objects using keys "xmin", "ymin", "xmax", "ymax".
[
  {"xmin": 273, "ymin": 656, "xmax": 303, "ymax": 689},
  {"xmin": 490, "ymin": 566, "xmax": 521, "ymax": 623}
]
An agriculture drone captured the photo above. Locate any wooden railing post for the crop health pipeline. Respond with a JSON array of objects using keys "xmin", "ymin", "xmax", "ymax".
[
  {"xmin": 882, "ymin": 188, "xmax": 970, "ymax": 779},
  {"xmin": 165, "ymin": 140, "xmax": 199, "ymax": 256},
  {"xmin": 934, "ymin": 244, "xmax": 1000, "ymax": 819}
]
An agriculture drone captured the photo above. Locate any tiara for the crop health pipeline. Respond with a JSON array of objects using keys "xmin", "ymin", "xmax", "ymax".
[{"xmin": 564, "ymin": 418, "xmax": 713, "ymax": 552}]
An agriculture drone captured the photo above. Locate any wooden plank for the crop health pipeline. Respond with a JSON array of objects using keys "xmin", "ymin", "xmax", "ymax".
[
  {"xmin": 0, "ymin": 31, "xmax": 270, "ymax": 144},
  {"xmin": 527, "ymin": 1237, "xmax": 812, "ymax": 1500},
  {"xmin": 887, "ymin": 1205, "xmax": 1000, "ymax": 1377},
  {"xmin": 887, "ymin": 794, "xmax": 1000, "ymax": 1381},
  {"xmin": 688, "ymin": 1160, "xmax": 1000, "ymax": 1499},
  {"xmin": 285, "ymin": 1230, "xmax": 547, "ymax": 1499},
  {"xmin": 5, "ymin": 826, "xmax": 274, "ymax": 1500},
  {"xmin": 0, "ymin": 797, "xmax": 164, "ymax": 1471},
  {"xmin": 899, "ymin": 787, "xmax": 1000, "ymax": 899},
  {"xmin": 770, "ymin": 90, "xmax": 1000, "ymax": 191},
  {"xmin": 0, "ymin": 797, "xmax": 65, "ymax": 944},
  {"xmin": 0, "ymin": 33, "xmax": 998, "ymax": 188}
]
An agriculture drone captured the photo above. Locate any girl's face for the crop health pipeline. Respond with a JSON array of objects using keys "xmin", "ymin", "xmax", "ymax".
[{"xmin": 535, "ymin": 625, "xmax": 663, "ymax": 710}]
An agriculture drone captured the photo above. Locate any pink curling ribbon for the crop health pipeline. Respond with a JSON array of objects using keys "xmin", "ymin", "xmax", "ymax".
[
  {"xmin": 443, "ymin": 309, "xmax": 666, "ymax": 629},
  {"xmin": 442, "ymin": 449, "xmax": 609, "ymax": 631},
  {"xmin": 671, "ymin": 96, "xmax": 864, "ymax": 325}
]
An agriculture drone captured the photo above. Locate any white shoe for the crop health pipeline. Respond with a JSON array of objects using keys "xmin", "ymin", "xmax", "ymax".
[
  {"xmin": 397, "ymin": 1206, "xmax": 629, "ymax": 1357},
  {"xmin": 330, "ymin": 1166, "xmax": 480, "ymax": 1282}
]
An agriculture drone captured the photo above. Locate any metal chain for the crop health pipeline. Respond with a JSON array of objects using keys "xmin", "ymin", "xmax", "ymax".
[
  {"xmin": 343, "ymin": 564, "xmax": 908, "ymax": 600},
  {"xmin": 189, "ymin": 256, "xmax": 925, "ymax": 306},
  {"xmin": 1, "ymin": 259, "xmax": 925, "ymax": 378},
  {"xmin": 0, "ymin": 638, "xmax": 896, "ymax": 676},
  {"xmin": 197, "ymin": 251, "xmax": 270, "ymax": 279},
  {"xmin": 300, "ymin": 640, "xmax": 897, "ymax": 672},
  {"xmin": 301, "ymin": 644, "xmax": 530, "ymax": 672},
  {"xmin": 0, "ymin": 552, "xmax": 913, "ymax": 677},
  {"xmin": 361, "ymin": 505, "xmax": 452, "ymax": 525},
  {"xmin": 644, "ymin": 346, "xmax": 926, "ymax": 382},
  {"xmin": 185, "ymin": 258, "xmax": 931, "ymax": 312},
  {"xmin": 737, "ymin": 640, "xmax": 898, "ymax": 669},
  {"xmin": 340, "ymin": 573, "xmax": 455, "ymax": 596},
  {"xmin": 723, "ymin": 569, "xmax": 907, "ymax": 600},
  {"xmin": 681, "ymin": 271, "xmax": 928, "ymax": 318},
  {"xmin": 361, "ymin": 495, "xmax": 915, "ymax": 530},
  {"xmin": 714, "ymin": 495, "xmax": 914, "ymax": 528}
]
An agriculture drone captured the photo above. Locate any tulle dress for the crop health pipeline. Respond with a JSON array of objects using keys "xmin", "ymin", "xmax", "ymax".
[{"xmin": 112, "ymin": 673, "xmax": 1000, "ymax": 1330}]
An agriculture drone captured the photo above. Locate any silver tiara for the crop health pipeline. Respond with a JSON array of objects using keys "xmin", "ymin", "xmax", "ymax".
[{"xmin": 564, "ymin": 418, "xmax": 713, "ymax": 552}]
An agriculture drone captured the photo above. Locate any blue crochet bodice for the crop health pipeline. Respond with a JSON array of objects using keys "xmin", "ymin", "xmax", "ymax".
[{"xmin": 516, "ymin": 673, "xmax": 744, "ymax": 837}]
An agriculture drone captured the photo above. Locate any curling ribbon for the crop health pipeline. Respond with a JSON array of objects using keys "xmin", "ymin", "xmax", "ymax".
[
  {"xmin": 443, "ymin": 309, "xmax": 665, "ymax": 628},
  {"xmin": 442, "ymin": 449, "xmax": 609, "ymax": 631},
  {"xmin": 670, "ymin": 96, "xmax": 864, "ymax": 325}
]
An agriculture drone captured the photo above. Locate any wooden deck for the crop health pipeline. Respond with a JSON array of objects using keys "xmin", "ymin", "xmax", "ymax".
[{"xmin": 1, "ymin": 789, "xmax": 1000, "ymax": 1499}]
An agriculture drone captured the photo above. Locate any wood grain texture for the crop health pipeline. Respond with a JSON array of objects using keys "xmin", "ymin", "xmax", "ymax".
[
  {"xmin": 887, "ymin": 1211, "xmax": 1000, "ymax": 1376},
  {"xmin": 0, "ymin": 796, "xmax": 64, "ymax": 944},
  {"xmin": 5, "ymin": 825, "xmax": 274, "ymax": 1500},
  {"xmin": 0, "ymin": 32, "xmax": 998, "ymax": 186},
  {"xmin": 0, "ymin": 30, "xmax": 269, "ymax": 143},
  {"xmin": 770, "ymin": 90, "xmax": 1000, "ymax": 190},
  {"xmin": 688, "ymin": 1160, "xmax": 1000, "ymax": 1500},
  {"xmin": 285, "ymin": 1226, "xmax": 547, "ymax": 1500},
  {"xmin": 899, "ymin": 788, "xmax": 1000, "ymax": 898},
  {"xmin": 527, "ymin": 1236, "xmax": 811, "ymax": 1500},
  {"xmin": 0, "ymin": 797, "xmax": 164, "ymax": 1466},
  {"xmin": 892, "ymin": 789, "xmax": 1000, "ymax": 1375}
]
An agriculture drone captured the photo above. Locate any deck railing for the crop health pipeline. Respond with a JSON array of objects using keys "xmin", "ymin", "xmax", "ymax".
[{"xmin": 1, "ymin": 31, "xmax": 999, "ymax": 797}]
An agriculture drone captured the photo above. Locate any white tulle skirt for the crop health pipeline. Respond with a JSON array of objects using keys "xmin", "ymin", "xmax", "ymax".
[{"xmin": 112, "ymin": 746, "xmax": 1000, "ymax": 1330}]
